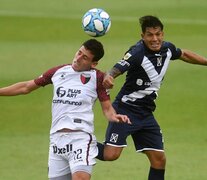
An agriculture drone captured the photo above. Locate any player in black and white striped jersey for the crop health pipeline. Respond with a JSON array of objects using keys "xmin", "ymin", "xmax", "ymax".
[{"xmin": 97, "ymin": 15, "xmax": 207, "ymax": 180}]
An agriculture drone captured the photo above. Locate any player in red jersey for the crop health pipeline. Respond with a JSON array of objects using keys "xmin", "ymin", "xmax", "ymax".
[{"xmin": 0, "ymin": 39, "xmax": 130, "ymax": 180}]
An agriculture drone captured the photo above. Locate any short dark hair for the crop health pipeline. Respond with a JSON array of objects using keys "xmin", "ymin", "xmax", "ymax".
[
  {"xmin": 139, "ymin": 15, "xmax": 164, "ymax": 33},
  {"xmin": 82, "ymin": 39, "xmax": 104, "ymax": 62}
]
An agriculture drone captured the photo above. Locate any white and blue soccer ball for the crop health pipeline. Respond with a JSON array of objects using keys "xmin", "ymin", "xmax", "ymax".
[{"xmin": 82, "ymin": 8, "xmax": 111, "ymax": 37}]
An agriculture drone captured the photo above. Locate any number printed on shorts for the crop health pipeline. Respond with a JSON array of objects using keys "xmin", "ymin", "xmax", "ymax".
[{"xmin": 73, "ymin": 148, "xmax": 82, "ymax": 160}]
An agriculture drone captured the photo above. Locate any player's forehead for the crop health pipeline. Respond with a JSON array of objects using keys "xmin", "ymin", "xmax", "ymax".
[
  {"xmin": 79, "ymin": 46, "xmax": 89, "ymax": 54},
  {"xmin": 78, "ymin": 46, "xmax": 94, "ymax": 59},
  {"xmin": 144, "ymin": 27, "xmax": 163, "ymax": 34}
]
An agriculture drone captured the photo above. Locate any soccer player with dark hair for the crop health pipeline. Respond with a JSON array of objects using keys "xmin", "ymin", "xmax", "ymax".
[
  {"xmin": 0, "ymin": 39, "xmax": 130, "ymax": 180},
  {"xmin": 96, "ymin": 15, "xmax": 207, "ymax": 180}
]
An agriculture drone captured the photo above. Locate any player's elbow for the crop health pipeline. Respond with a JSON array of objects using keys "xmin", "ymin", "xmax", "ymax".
[
  {"xmin": 21, "ymin": 81, "xmax": 38, "ymax": 95},
  {"xmin": 21, "ymin": 87, "xmax": 33, "ymax": 95}
]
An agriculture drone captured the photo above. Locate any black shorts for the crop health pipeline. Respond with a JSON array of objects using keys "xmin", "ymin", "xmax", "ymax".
[{"xmin": 104, "ymin": 103, "xmax": 164, "ymax": 152}]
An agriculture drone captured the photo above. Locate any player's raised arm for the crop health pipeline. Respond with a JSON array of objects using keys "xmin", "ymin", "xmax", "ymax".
[
  {"xmin": 0, "ymin": 80, "xmax": 40, "ymax": 96},
  {"xmin": 103, "ymin": 67, "xmax": 122, "ymax": 89},
  {"xmin": 180, "ymin": 49, "xmax": 207, "ymax": 65},
  {"xmin": 100, "ymin": 100, "xmax": 131, "ymax": 124}
]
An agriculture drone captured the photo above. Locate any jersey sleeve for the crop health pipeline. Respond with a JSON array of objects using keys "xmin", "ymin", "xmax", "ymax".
[
  {"xmin": 166, "ymin": 42, "xmax": 182, "ymax": 60},
  {"xmin": 34, "ymin": 64, "xmax": 66, "ymax": 86},
  {"xmin": 96, "ymin": 70, "xmax": 110, "ymax": 102}
]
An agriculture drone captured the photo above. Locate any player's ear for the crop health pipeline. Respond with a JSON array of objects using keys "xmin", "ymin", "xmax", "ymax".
[{"xmin": 91, "ymin": 61, "xmax": 98, "ymax": 68}]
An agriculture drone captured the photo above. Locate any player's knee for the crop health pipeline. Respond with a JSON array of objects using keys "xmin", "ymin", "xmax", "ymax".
[
  {"xmin": 104, "ymin": 153, "xmax": 120, "ymax": 161},
  {"xmin": 104, "ymin": 150, "xmax": 121, "ymax": 161},
  {"xmin": 72, "ymin": 171, "xmax": 90, "ymax": 180},
  {"xmin": 157, "ymin": 154, "xmax": 166, "ymax": 167},
  {"xmin": 152, "ymin": 154, "xmax": 166, "ymax": 168},
  {"xmin": 145, "ymin": 151, "xmax": 166, "ymax": 169}
]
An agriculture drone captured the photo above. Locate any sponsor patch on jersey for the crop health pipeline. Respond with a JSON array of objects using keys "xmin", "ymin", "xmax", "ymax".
[
  {"xmin": 74, "ymin": 119, "xmax": 82, "ymax": 123},
  {"xmin": 60, "ymin": 73, "xmax": 66, "ymax": 79},
  {"xmin": 118, "ymin": 60, "xmax": 130, "ymax": 67},
  {"xmin": 136, "ymin": 79, "xmax": 143, "ymax": 86},
  {"xmin": 123, "ymin": 52, "xmax": 132, "ymax": 60},
  {"xmin": 80, "ymin": 73, "xmax": 91, "ymax": 84}
]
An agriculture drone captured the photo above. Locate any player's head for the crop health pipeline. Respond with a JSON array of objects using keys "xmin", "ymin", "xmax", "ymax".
[
  {"xmin": 82, "ymin": 39, "xmax": 104, "ymax": 62},
  {"xmin": 139, "ymin": 15, "xmax": 164, "ymax": 52},
  {"xmin": 139, "ymin": 15, "xmax": 164, "ymax": 33},
  {"xmin": 72, "ymin": 39, "xmax": 104, "ymax": 71}
]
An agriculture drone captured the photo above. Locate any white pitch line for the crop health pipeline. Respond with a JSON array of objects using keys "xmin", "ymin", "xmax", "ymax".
[{"xmin": 0, "ymin": 10, "xmax": 207, "ymax": 25}]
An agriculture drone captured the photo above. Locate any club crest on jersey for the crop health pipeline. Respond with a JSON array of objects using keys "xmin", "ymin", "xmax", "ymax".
[
  {"xmin": 157, "ymin": 56, "xmax": 162, "ymax": 66},
  {"xmin": 110, "ymin": 133, "xmax": 119, "ymax": 143},
  {"xmin": 80, "ymin": 73, "xmax": 91, "ymax": 84}
]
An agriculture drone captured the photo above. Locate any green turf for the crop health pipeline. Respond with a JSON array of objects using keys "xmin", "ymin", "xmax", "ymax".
[{"xmin": 0, "ymin": 0, "xmax": 207, "ymax": 179}]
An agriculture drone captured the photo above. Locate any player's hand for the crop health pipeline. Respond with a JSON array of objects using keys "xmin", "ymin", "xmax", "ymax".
[
  {"xmin": 112, "ymin": 114, "xmax": 131, "ymax": 124},
  {"xmin": 103, "ymin": 74, "xmax": 114, "ymax": 89}
]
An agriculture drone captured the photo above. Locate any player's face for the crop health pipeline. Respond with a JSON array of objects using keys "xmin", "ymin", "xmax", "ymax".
[
  {"xmin": 141, "ymin": 27, "xmax": 164, "ymax": 52},
  {"xmin": 72, "ymin": 46, "xmax": 98, "ymax": 71}
]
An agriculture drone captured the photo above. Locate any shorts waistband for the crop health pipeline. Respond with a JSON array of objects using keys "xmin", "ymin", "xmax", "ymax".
[{"xmin": 57, "ymin": 128, "xmax": 82, "ymax": 133}]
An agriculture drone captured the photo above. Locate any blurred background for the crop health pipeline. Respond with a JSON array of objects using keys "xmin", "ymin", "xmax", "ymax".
[{"xmin": 0, "ymin": 0, "xmax": 207, "ymax": 179}]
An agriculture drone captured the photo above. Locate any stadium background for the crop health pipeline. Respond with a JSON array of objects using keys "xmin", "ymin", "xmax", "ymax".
[{"xmin": 0, "ymin": 0, "xmax": 207, "ymax": 179}]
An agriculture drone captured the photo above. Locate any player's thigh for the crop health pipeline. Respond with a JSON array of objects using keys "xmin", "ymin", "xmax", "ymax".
[
  {"xmin": 48, "ymin": 147, "xmax": 71, "ymax": 179},
  {"xmin": 69, "ymin": 132, "xmax": 98, "ymax": 167},
  {"xmin": 105, "ymin": 121, "xmax": 129, "ymax": 146},
  {"xmin": 48, "ymin": 133, "xmax": 71, "ymax": 179},
  {"xmin": 132, "ymin": 118, "xmax": 164, "ymax": 152}
]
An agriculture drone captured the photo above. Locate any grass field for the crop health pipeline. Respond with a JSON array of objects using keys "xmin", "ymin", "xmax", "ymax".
[{"xmin": 0, "ymin": 0, "xmax": 207, "ymax": 179}]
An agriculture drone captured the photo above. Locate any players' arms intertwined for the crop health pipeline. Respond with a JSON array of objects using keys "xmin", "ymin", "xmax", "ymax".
[
  {"xmin": 0, "ymin": 80, "xmax": 40, "ymax": 96},
  {"xmin": 102, "ymin": 67, "xmax": 122, "ymax": 89},
  {"xmin": 180, "ymin": 49, "xmax": 207, "ymax": 65},
  {"xmin": 100, "ymin": 100, "xmax": 131, "ymax": 124}
]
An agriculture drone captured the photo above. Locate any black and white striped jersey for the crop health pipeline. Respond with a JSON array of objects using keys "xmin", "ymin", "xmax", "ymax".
[{"xmin": 113, "ymin": 40, "xmax": 182, "ymax": 112}]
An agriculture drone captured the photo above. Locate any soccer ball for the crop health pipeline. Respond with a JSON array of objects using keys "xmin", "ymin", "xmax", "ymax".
[{"xmin": 82, "ymin": 8, "xmax": 111, "ymax": 37}]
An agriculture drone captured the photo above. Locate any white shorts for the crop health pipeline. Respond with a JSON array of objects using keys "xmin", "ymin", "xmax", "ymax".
[{"xmin": 48, "ymin": 131, "xmax": 98, "ymax": 179}]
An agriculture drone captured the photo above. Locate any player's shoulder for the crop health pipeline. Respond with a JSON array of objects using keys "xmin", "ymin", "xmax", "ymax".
[
  {"xmin": 48, "ymin": 64, "xmax": 70, "ymax": 72},
  {"xmin": 124, "ymin": 40, "xmax": 145, "ymax": 59},
  {"xmin": 162, "ymin": 41, "xmax": 182, "ymax": 59},
  {"xmin": 162, "ymin": 41, "xmax": 177, "ymax": 49},
  {"xmin": 128, "ymin": 40, "xmax": 145, "ymax": 52},
  {"xmin": 162, "ymin": 41, "xmax": 181, "ymax": 52},
  {"xmin": 92, "ymin": 68, "xmax": 105, "ymax": 79}
]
